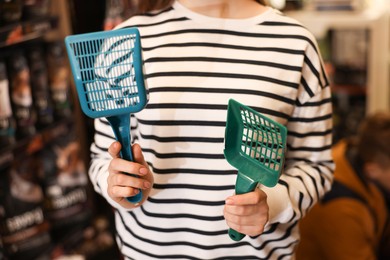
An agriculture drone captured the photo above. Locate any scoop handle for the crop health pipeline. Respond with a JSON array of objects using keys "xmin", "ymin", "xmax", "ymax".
[
  {"xmin": 228, "ymin": 172, "xmax": 258, "ymax": 241},
  {"xmin": 107, "ymin": 115, "xmax": 143, "ymax": 204}
]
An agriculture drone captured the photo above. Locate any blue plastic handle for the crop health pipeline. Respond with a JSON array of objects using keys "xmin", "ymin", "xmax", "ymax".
[{"xmin": 107, "ymin": 114, "xmax": 142, "ymax": 204}]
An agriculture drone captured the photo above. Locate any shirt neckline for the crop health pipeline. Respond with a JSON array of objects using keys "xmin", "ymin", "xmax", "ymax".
[{"xmin": 172, "ymin": 1, "xmax": 274, "ymax": 27}]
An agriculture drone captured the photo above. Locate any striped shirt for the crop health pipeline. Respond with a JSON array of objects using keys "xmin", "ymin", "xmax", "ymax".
[{"xmin": 89, "ymin": 2, "xmax": 334, "ymax": 259}]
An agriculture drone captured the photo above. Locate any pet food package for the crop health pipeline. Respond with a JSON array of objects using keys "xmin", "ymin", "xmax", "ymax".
[
  {"xmin": 0, "ymin": 0, "xmax": 23, "ymax": 26},
  {"xmin": 0, "ymin": 239, "xmax": 7, "ymax": 260},
  {"xmin": 8, "ymin": 52, "xmax": 37, "ymax": 137},
  {"xmin": 0, "ymin": 156, "xmax": 52, "ymax": 260},
  {"xmin": 0, "ymin": 60, "xmax": 16, "ymax": 146},
  {"xmin": 46, "ymin": 41, "xmax": 72, "ymax": 119},
  {"xmin": 70, "ymin": 216, "xmax": 119, "ymax": 259},
  {"xmin": 22, "ymin": 0, "xmax": 50, "ymax": 20},
  {"xmin": 27, "ymin": 45, "xmax": 54, "ymax": 127},
  {"xmin": 39, "ymin": 128, "xmax": 92, "ymax": 241}
]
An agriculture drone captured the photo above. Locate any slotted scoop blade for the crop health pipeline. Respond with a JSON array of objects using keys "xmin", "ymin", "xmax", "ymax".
[
  {"xmin": 65, "ymin": 28, "xmax": 148, "ymax": 204},
  {"xmin": 224, "ymin": 99, "xmax": 287, "ymax": 241}
]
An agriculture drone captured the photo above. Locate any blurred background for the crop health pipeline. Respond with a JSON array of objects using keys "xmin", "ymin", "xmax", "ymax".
[{"xmin": 0, "ymin": 0, "xmax": 389, "ymax": 259}]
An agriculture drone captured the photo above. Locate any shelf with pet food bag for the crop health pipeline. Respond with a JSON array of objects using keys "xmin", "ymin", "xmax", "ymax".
[
  {"xmin": 0, "ymin": 1, "xmax": 109, "ymax": 259},
  {"xmin": 1, "ymin": 1, "xmax": 125, "ymax": 259},
  {"xmin": 0, "ymin": 116, "xmax": 72, "ymax": 259},
  {"xmin": 0, "ymin": 15, "xmax": 58, "ymax": 50},
  {"xmin": 0, "ymin": 116, "xmax": 96, "ymax": 259},
  {"xmin": 0, "ymin": 40, "xmax": 74, "ymax": 168},
  {"xmin": 0, "ymin": 3, "xmax": 73, "ymax": 154},
  {"xmin": 0, "ymin": 117, "xmax": 72, "ymax": 171}
]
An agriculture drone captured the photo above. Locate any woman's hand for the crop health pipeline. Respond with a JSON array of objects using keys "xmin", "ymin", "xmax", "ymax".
[
  {"xmin": 223, "ymin": 188, "xmax": 269, "ymax": 237},
  {"xmin": 107, "ymin": 141, "xmax": 154, "ymax": 208}
]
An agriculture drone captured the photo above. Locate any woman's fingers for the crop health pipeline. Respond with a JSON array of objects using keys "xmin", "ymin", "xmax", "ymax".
[
  {"xmin": 108, "ymin": 157, "xmax": 148, "ymax": 177},
  {"xmin": 106, "ymin": 142, "xmax": 154, "ymax": 208},
  {"xmin": 108, "ymin": 142, "xmax": 149, "ymax": 176},
  {"xmin": 226, "ymin": 222, "xmax": 263, "ymax": 237},
  {"xmin": 108, "ymin": 141, "xmax": 121, "ymax": 159},
  {"xmin": 111, "ymin": 171, "xmax": 151, "ymax": 189},
  {"xmin": 224, "ymin": 189, "xmax": 269, "ymax": 236},
  {"xmin": 109, "ymin": 183, "xmax": 141, "ymax": 199},
  {"xmin": 226, "ymin": 189, "xmax": 267, "ymax": 206},
  {"xmin": 132, "ymin": 143, "xmax": 149, "ymax": 167}
]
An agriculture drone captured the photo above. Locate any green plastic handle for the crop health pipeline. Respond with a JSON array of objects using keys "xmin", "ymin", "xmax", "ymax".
[{"xmin": 229, "ymin": 172, "xmax": 258, "ymax": 241}]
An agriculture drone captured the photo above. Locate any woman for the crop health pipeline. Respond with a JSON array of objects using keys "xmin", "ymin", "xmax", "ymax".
[{"xmin": 88, "ymin": 0, "xmax": 334, "ymax": 258}]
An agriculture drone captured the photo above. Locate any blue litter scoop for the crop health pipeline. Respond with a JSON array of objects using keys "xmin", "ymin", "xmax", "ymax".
[{"xmin": 65, "ymin": 28, "xmax": 148, "ymax": 204}]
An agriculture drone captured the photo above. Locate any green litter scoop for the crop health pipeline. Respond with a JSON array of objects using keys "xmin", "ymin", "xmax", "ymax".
[{"xmin": 224, "ymin": 99, "xmax": 287, "ymax": 241}]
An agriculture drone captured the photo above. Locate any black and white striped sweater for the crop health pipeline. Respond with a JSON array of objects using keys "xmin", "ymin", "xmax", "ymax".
[{"xmin": 89, "ymin": 2, "xmax": 334, "ymax": 259}]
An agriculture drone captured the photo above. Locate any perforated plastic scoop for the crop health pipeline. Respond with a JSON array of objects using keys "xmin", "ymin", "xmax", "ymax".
[
  {"xmin": 65, "ymin": 28, "xmax": 148, "ymax": 204},
  {"xmin": 224, "ymin": 99, "xmax": 287, "ymax": 241}
]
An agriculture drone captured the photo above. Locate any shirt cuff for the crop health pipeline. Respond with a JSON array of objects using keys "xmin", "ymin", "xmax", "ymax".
[{"xmin": 262, "ymin": 184, "xmax": 293, "ymax": 224}]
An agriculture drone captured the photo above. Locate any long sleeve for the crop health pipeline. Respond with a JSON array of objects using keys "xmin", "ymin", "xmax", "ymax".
[
  {"xmin": 264, "ymin": 88, "xmax": 334, "ymax": 224},
  {"xmin": 89, "ymin": 118, "xmax": 118, "ymax": 208},
  {"xmin": 263, "ymin": 39, "xmax": 334, "ymax": 224}
]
